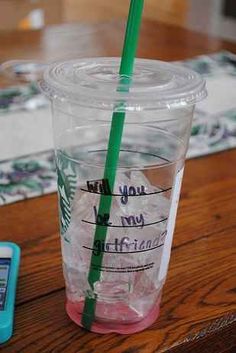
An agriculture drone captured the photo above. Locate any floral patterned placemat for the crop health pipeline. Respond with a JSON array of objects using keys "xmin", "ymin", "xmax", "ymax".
[
  {"xmin": 1, "ymin": 51, "xmax": 236, "ymax": 206},
  {"xmin": 179, "ymin": 51, "xmax": 236, "ymax": 158},
  {"xmin": 0, "ymin": 151, "xmax": 56, "ymax": 205}
]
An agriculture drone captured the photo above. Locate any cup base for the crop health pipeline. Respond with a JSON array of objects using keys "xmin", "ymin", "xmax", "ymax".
[{"xmin": 66, "ymin": 296, "xmax": 161, "ymax": 334}]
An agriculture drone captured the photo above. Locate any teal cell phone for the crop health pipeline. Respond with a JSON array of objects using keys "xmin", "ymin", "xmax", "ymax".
[{"xmin": 0, "ymin": 242, "xmax": 20, "ymax": 344}]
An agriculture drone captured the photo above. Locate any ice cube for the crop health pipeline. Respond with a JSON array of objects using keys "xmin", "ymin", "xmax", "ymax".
[{"xmin": 61, "ymin": 169, "xmax": 171, "ymax": 311}]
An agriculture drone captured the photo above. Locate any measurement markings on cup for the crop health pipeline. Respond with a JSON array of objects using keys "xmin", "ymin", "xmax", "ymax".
[
  {"xmin": 81, "ymin": 177, "xmax": 170, "ymax": 229},
  {"xmin": 80, "ymin": 176, "xmax": 169, "ymax": 267},
  {"xmin": 80, "ymin": 180, "xmax": 172, "ymax": 198},
  {"xmin": 90, "ymin": 262, "xmax": 155, "ymax": 273},
  {"xmin": 82, "ymin": 213, "xmax": 168, "ymax": 228},
  {"xmin": 82, "ymin": 231, "xmax": 166, "ymax": 257},
  {"xmin": 83, "ymin": 242, "xmax": 165, "ymax": 255}
]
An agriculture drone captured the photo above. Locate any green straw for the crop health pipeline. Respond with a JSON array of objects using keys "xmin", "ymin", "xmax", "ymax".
[{"xmin": 81, "ymin": 0, "xmax": 144, "ymax": 330}]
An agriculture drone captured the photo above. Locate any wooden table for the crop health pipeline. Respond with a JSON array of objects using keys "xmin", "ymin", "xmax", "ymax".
[{"xmin": 0, "ymin": 20, "xmax": 236, "ymax": 353}]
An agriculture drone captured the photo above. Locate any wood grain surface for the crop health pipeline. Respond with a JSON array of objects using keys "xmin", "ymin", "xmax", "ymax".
[
  {"xmin": 63, "ymin": 0, "xmax": 188, "ymax": 27},
  {"xmin": 0, "ymin": 20, "xmax": 236, "ymax": 353},
  {"xmin": 1, "ymin": 20, "xmax": 236, "ymax": 63}
]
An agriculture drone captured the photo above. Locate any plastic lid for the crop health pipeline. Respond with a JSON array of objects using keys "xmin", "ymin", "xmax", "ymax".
[{"xmin": 40, "ymin": 57, "xmax": 207, "ymax": 111}]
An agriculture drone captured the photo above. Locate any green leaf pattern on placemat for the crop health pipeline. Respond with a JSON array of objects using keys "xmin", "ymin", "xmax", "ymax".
[
  {"xmin": 0, "ymin": 152, "xmax": 56, "ymax": 206},
  {"xmin": 56, "ymin": 153, "xmax": 77, "ymax": 241}
]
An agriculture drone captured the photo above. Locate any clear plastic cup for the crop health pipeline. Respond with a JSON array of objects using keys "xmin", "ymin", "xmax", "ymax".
[{"xmin": 40, "ymin": 57, "xmax": 206, "ymax": 334}]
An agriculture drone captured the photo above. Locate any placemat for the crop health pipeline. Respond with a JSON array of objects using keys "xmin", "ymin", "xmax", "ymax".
[{"xmin": 1, "ymin": 51, "xmax": 236, "ymax": 205}]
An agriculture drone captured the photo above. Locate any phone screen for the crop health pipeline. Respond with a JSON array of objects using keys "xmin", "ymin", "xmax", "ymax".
[{"xmin": 0, "ymin": 258, "xmax": 11, "ymax": 310}]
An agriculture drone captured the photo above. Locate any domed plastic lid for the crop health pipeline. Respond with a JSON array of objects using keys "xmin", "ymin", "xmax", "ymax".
[{"xmin": 40, "ymin": 57, "xmax": 207, "ymax": 111}]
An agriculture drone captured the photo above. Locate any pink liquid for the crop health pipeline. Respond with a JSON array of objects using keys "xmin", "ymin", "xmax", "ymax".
[{"xmin": 66, "ymin": 296, "xmax": 161, "ymax": 334}]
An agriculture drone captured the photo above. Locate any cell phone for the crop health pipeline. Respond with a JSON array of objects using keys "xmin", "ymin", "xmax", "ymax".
[{"xmin": 0, "ymin": 242, "xmax": 20, "ymax": 344}]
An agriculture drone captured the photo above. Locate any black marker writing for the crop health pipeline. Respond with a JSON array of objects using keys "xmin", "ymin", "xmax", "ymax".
[
  {"xmin": 121, "ymin": 213, "xmax": 145, "ymax": 228},
  {"xmin": 119, "ymin": 185, "xmax": 146, "ymax": 204},
  {"xmin": 86, "ymin": 231, "xmax": 167, "ymax": 256},
  {"xmin": 87, "ymin": 178, "xmax": 111, "ymax": 195},
  {"xmin": 93, "ymin": 205, "xmax": 111, "ymax": 226}
]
